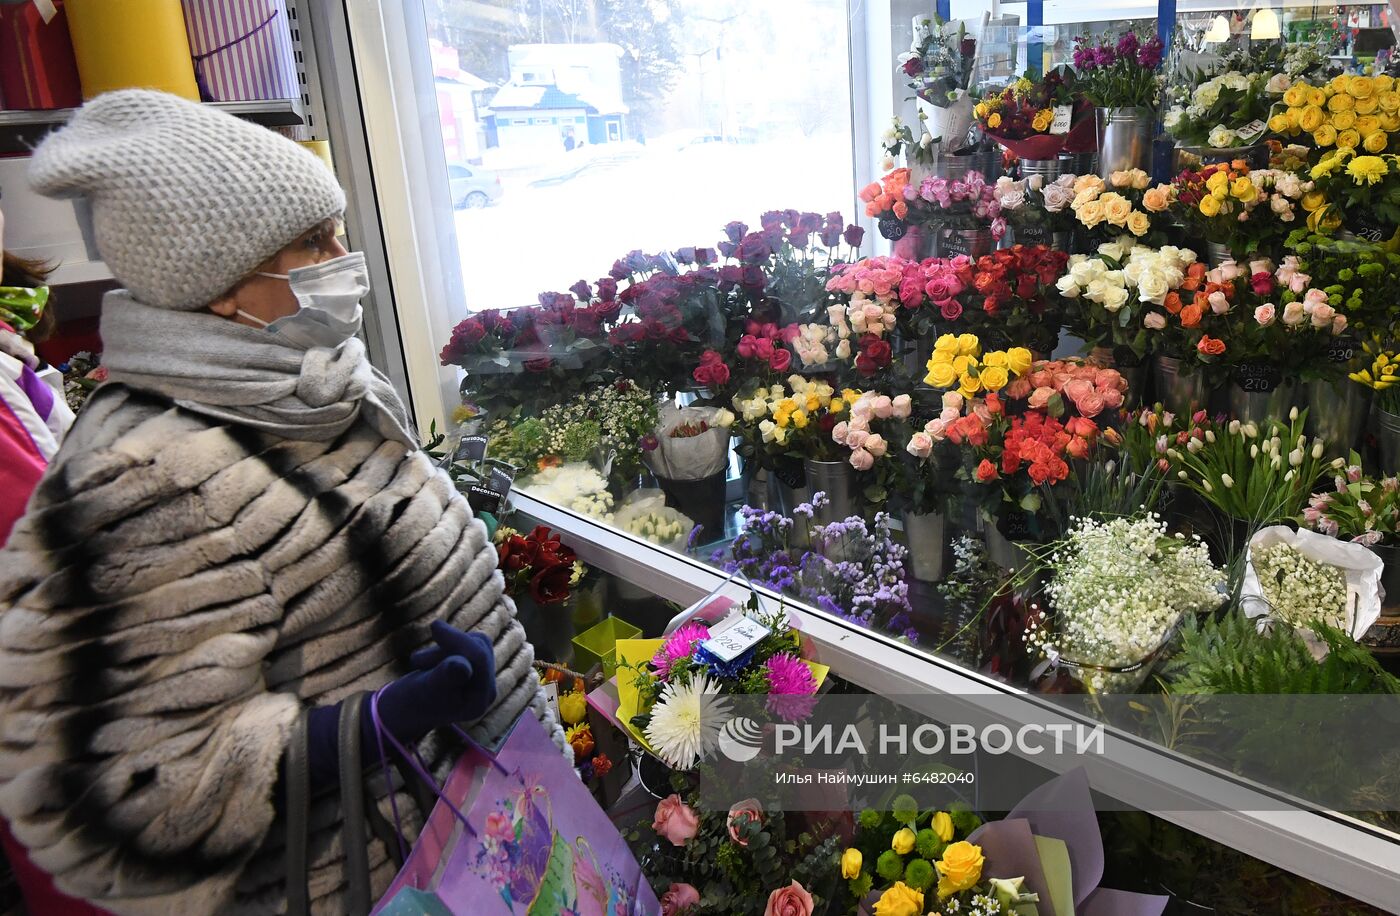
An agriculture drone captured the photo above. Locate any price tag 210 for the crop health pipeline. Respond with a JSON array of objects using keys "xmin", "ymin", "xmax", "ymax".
[{"xmin": 700, "ymin": 616, "xmax": 771, "ymax": 663}]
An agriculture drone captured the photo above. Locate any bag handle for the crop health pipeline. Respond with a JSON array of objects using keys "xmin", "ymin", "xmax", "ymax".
[
  {"xmin": 368, "ymin": 687, "xmax": 509, "ymax": 851},
  {"xmin": 284, "ymin": 712, "xmax": 311, "ymax": 916},
  {"xmin": 338, "ymin": 693, "xmax": 372, "ymax": 915}
]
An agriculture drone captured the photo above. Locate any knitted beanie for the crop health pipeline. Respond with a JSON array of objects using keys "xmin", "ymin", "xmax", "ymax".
[{"xmin": 28, "ymin": 89, "xmax": 346, "ymax": 310}]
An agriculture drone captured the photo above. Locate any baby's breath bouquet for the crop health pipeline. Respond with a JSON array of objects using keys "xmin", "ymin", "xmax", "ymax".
[
  {"xmin": 1028, "ymin": 514, "xmax": 1223, "ymax": 692},
  {"xmin": 1166, "ymin": 408, "xmax": 1342, "ymax": 525}
]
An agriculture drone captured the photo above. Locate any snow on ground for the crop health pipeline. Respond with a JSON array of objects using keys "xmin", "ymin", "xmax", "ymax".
[{"xmin": 451, "ymin": 135, "xmax": 854, "ymax": 316}]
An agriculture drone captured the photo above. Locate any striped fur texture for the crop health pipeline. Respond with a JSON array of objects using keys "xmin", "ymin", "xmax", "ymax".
[{"xmin": 0, "ymin": 384, "xmax": 565, "ymax": 914}]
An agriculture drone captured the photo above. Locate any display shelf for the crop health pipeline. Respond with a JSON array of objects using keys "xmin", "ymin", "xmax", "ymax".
[
  {"xmin": 510, "ymin": 488, "xmax": 1400, "ymax": 912},
  {"xmin": 0, "ymin": 99, "xmax": 305, "ymax": 155},
  {"xmin": 45, "ymin": 259, "xmax": 112, "ymax": 287}
]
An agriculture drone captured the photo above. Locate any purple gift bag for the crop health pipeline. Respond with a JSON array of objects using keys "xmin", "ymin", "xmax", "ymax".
[{"xmin": 370, "ymin": 706, "xmax": 660, "ymax": 915}]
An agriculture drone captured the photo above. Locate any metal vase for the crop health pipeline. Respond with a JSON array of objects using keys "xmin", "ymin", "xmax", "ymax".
[
  {"xmin": 1228, "ymin": 374, "xmax": 1301, "ymax": 425},
  {"xmin": 1094, "ymin": 107, "xmax": 1154, "ymax": 179},
  {"xmin": 902, "ymin": 509, "xmax": 947, "ymax": 582},
  {"xmin": 1375, "ymin": 543, "xmax": 1400, "ymax": 611},
  {"xmin": 984, "ymin": 524, "xmax": 1028, "ymax": 573},
  {"xmin": 1019, "ymin": 158, "xmax": 1061, "ymax": 182},
  {"xmin": 1050, "ymin": 230, "xmax": 1073, "ymax": 252},
  {"xmin": 1205, "ymin": 241, "xmax": 1234, "ymax": 268},
  {"xmin": 803, "ymin": 459, "xmax": 859, "ymax": 527},
  {"xmin": 745, "ymin": 465, "xmax": 770, "ymax": 511},
  {"xmin": 1379, "ymin": 408, "xmax": 1400, "ymax": 472},
  {"xmin": 1058, "ymin": 150, "xmax": 1097, "ymax": 176},
  {"xmin": 1153, "ymin": 355, "xmax": 1209, "ymax": 415},
  {"xmin": 1304, "ymin": 377, "xmax": 1370, "ymax": 457}
]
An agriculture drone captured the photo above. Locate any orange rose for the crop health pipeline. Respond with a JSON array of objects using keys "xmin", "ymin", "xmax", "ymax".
[
  {"xmin": 893, "ymin": 200, "xmax": 909, "ymax": 220},
  {"xmin": 1163, "ymin": 291, "xmax": 1183, "ymax": 315},
  {"xmin": 1180, "ymin": 303, "xmax": 1203, "ymax": 328},
  {"xmin": 1196, "ymin": 335, "xmax": 1226, "ymax": 356},
  {"xmin": 975, "ymin": 459, "xmax": 999, "ymax": 482},
  {"xmin": 1203, "ymin": 281, "xmax": 1233, "ymax": 301}
]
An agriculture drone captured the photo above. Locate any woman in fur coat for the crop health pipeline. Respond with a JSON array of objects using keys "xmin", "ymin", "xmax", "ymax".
[{"xmin": 0, "ymin": 90, "xmax": 564, "ymax": 914}]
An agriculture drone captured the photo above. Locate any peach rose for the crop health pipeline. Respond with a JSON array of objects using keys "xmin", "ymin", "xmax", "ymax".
[
  {"xmin": 727, "ymin": 798, "xmax": 765, "ymax": 846},
  {"xmin": 1064, "ymin": 378, "xmax": 1095, "ymax": 403},
  {"xmin": 1028, "ymin": 386, "xmax": 1056, "ymax": 409},
  {"xmin": 654, "ymin": 795, "xmax": 700, "ymax": 847},
  {"xmin": 891, "ymin": 393, "xmax": 912, "ymax": 418},
  {"xmin": 1100, "ymin": 387, "xmax": 1124, "ymax": 409},
  {"xmin": 1142, "ymin": 186, "xmax": 1173, "ymax": 212},
  {"xmin": 1075, "ymin": 392, "xmax": 1107, "ymax": 417},
  {"xmin": 764, "ymin": 881, "xmax": 814, "ymax": 916},
  {"xmin": 849, "ymin": 447, "xmax": 875, "ymax": 471},
  {"xmin": 907, "ymin": 432, "xmax": 934, "ymax": 458},
  {"xmin": 864, "ymin": 433, "xmax": 889, "ymax": 458}
]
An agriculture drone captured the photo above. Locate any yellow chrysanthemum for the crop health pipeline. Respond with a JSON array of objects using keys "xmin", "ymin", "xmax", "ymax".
[{"xmin": 1346, "ymin": 155, "xmax": 1389, "ymax": 184}]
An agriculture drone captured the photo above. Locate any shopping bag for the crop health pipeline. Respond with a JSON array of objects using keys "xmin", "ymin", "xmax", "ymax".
[
  {"xmin": 371, "ymin": 706, "xmax": 660, "ymax": 915},
  {"xmin": 181, "ymin": 0, "xmax": 300, "ymax": 102}
]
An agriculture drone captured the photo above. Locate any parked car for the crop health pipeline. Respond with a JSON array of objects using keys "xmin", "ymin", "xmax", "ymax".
[{"xmin": 448, "ymin": 163, "xmax": 503, "ymax": 209}]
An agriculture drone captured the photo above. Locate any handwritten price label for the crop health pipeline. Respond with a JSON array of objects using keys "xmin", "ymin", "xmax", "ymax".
[
  {"xmin": 701, "ymin": 616, "xmax": 771, "ymax": 663},
  {"xmin": 1234, "ymin": 363, "xmax": 1283, "ymax": 393},
  {"xmin": 1237, "ymin": 119, "xmax": 1267, "ymax": 142},
  {"xmin": 1328, "ymin": 336, "xmax": 1358, "ymax": 363},
  {"xmin": 1050, "ymin": 105, "xmax": 1072, "ymax": 135}
]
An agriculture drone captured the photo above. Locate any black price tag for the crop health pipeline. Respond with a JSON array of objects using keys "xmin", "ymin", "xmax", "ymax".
[
  {"xmin": 488, "ymin": 465, "xmax": 516, "ymax": 495},
  {"xmin": 1349, "ymin": 215, "xmax": 1390, "ymax": 244},
  {"xmin": 1233, "ymin": 363, "xmax": 1283, "ymax": 393},
  {"xmin": 878, "ymin": 216, "xmax": 907, "ymax": 241},
  {"xmin": 456, "ymin": 434, "xmax": 489, "ymax": 463},
  {"xmin": 1015, "ymin": 225, "xmax": 1048, "ymax": 246},
  {"xmin": 1327, "ymin": 336, "xmax": 1359, "ymax": 364},
  {"xmin": 774, "ymin": 464, "xmax": 808, "ymax": 490},
  {"xmin": 999, "ymin": 512, "xmax": 1031, "ymax": 539},
  {"xmin": 939, "ymin": 229, "xmax": 974, "ymax": 258}
]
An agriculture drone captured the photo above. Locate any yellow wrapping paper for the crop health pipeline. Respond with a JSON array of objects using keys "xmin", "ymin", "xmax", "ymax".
[
  {"xmin": 614, "ymin": 638, "xmax": 831, "ymax": 757},
  {"xmin": 67, "ymin": 0, "xmax": 199, "ymax": 100},
  {"xmin": 297, "ymin": 139, "xmax": 335, "ymax": 176}
]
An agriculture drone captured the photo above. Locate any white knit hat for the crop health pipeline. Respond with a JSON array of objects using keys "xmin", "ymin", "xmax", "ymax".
[{"xmin": 29, "ymin": 89, "xmax": 346, "ymax": 310}]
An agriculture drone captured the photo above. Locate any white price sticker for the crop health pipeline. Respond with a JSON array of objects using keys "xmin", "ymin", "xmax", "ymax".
[
  {"xmin": 32, "ymin": 0, "xmax": 57, "ymax": 24},
  {"xmin": 700, "ymin": 615, "xmax": 771, "ymax": 663},
  {"xmin": 543, "ymin": 682, "xmax": 559, "ymax": 721},
  {"xmin": 1050, "ymin": 105, "xmax": 1073, "ymax": 135},
  {"xmin": 1237, "ymin": 119, "xmax": 1267, "ymax": 142}
]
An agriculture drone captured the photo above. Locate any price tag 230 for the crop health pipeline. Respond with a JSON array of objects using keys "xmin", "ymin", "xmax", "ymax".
[{"xmin": 700, "ymin": 615, "xmax": 771, "ymax": 663}]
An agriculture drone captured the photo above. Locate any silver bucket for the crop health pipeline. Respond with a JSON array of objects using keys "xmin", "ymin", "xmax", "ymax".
[
  {"xmin": 1228, "ymin": 372, "xmax": 1301, "ymax": 424},
  {"xmin": 1019, "ymin": 158, "xmax": 1062, "ymax": 182},
  {"xmin": 1379, "ymin": 408, "xmax": 1400, "ymax": 472},
  {"xmin": 1154, "ymin": 355, "xmax": 1209, "ymax": 415},
  {"xmin": 1205, "ymin": 241, "xmax": 1233, "ymax": 268},
  {"xmin": 1304, "ymin": 377, "xmax": 1370, "ymax": 457},
  {"xmin": 803, "ymin": 458, "xmax": 860, "ymax": 527},
  {"xmin": 984, "ymin": 524, "xmax": 1029, "ymax": 573},
  {"xmin": 1051, "ymin": 230, "xmax": 1073, "ymax": 252},
  {"xmin": 1058, "ymin": 150, "xmax": 1097, "ymax": 177},
  {"xmin": 1094, "ymin": 107, "xmax": 1154, "ymax": 179},
  {"xmin": 902, "ymin": 509, "xmax": 947, "ymax": 582},
  {"xmin": 936, "ymin": 227, "xmax": 993, "ymax": 259}
]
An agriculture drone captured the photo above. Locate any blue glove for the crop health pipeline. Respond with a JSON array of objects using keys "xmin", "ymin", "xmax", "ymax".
[{"xmin": 304, "ymin": 621, "xmax": 498, "ymax": 784}]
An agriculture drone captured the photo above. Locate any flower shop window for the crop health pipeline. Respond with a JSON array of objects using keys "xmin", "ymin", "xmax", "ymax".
[{"xmin": 421, "ymin": 0, "xmax": 858, "ymax": 316}]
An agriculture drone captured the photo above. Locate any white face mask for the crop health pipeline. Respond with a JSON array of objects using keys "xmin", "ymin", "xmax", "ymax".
[{"xmin": 237, "ymin": 251, "xmax": 368, "ymax": 350}]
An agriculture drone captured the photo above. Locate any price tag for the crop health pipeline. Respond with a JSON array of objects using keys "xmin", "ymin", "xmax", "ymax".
[
  {"xmin": 456, "ymin": 434, "xmax": 489, "ymax": 463},
  {"xmin": 1237, "ymin": 119, "xmax": 1268, "ymax": 142},
  {"xmin": 32, "ymin": 0, "xmax": 58, "ymax": 24},
  {"xmin": 938, "ymin": 229, "xmax": 974, "ymax": 258},
  {"xmin": 465, "ymin": 465, "xmax": 516, "ymax": 515},
  {"xmin": 1015, "ymin": 225, "xmax": 1048, "ymax": 246},
  {"xmin": 774, "ymin": 463, "xmax": 807, "ymax": 490},
  {"xmin": 1050, "ymin": 105, "xmax": 1073, "ymax": 135},
  {"xmin": 1233, "ymin": 363, "xmax": 1283, "ymax": 393},
  {"xmin": 542, "ymin": 682, "xmax": 560, "ymax": 722},
  {"xmin": 878, "ymin": 216, "xmax": 908, "ymax": 241},
  {"xmin": 1327, "ymin": 336, "xmax": 1359, "ymax": 363},
  {"xmin": 999, "ymin": 512, "xmax": 1031, "ymax": 539},
  {"xmin": 700, "ymin": 615, "xmax": 771, "ymax": 663}
]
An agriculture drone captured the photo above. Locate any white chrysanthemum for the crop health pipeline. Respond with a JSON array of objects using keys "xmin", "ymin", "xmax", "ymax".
[{"xmin": 645, "ymin": 673, "xmax": 731, "ymax": 769}]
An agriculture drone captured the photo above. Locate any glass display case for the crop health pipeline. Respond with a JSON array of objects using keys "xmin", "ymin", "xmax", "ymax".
[{"xmin": 334, "ymin": 1, "xmax": 1400, "ymax": 911}]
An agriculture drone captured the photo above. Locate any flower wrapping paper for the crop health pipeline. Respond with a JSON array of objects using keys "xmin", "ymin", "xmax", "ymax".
[
  {"xmin": 1242, "ymin": 525, "xmax": 1384, "ymax": 652},
  {"xmin": 182, "ymin": 0, "xmax": 299, "ymax": 101},
  {"xmin": 645, "ymin": 404, "xmax": 732, "ymax": 480}
]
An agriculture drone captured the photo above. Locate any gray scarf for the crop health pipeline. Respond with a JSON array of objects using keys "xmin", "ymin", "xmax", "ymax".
[{"xmin": 99, "ymin": 291, "xmax": 420, "ymax": 448}]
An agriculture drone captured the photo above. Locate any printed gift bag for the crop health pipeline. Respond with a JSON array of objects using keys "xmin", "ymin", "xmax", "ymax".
[
  {"xmin": 0, "ymin": 0, "xmax": 83, "ymax": 110},
  {"xmin": 372, "ymin": 711, "xmax": 659, "ymax": 915},
  {"xmin": 181, "ymin": 0, "xmax": 299, "ymax": 102}
]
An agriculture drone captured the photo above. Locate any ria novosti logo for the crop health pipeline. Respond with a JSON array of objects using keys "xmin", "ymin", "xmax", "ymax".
[{"xmin": 716, "ymin": 716, "xmax": 764, "ymax": 762}]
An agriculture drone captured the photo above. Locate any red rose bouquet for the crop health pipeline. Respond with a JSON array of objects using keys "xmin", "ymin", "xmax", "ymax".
[
  {"xmin": 975, "ymin": 68, "xmax": 1097, "ymax": 160},
  {"xmin": 964, "ymin": 244, "xmax": 1070, "ymax": 354},
  {"xmin": 494, "ymin": 525, "xmax": 586, "ymax": 606}
]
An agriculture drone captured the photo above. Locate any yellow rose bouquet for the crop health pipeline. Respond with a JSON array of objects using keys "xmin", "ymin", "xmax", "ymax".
[
  {"xmin": 1171, "ymin": 160, "xmax": 1314, "ymax": 257},
  {"xmin": 922, "ymin": 332, "xmax": 1034, "ymax": 399},
  {"xmin": 1270, "ymin": 74, "xmax": 1399, "ymax": 157}
]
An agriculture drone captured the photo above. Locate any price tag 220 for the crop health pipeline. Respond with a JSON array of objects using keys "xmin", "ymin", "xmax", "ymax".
[{"xmin": 700, "ymin": 616, "xmax": 771, "ymax": 663}]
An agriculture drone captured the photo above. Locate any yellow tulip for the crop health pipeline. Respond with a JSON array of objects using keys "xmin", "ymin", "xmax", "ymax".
[
  {"xmin": 892, "ymin": 827, "xmax": 916, "ymax": 855},
  {"xmin": 841, "ymin": 848, "xmax": 863, "ymax": 879}
]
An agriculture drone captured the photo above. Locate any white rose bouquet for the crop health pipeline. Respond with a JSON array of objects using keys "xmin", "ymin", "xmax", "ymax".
[{"xmin": 1163, "ymin": 69, "xmax": 1275, "ymax": 149}]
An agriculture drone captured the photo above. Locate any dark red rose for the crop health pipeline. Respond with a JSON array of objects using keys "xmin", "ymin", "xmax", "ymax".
[
  {"xmin": 596, "ymin": 277, "xmax": 618, "ymax": 301},
  {"xmin": 854, "ymin": 335, "xmax": 892, "ymax": 377},
  {"xmin": 530, "ymin": 562, "xmax": 574, "ymax": 605},
  {"xmin": 569, "ymin": 280, "xmax": 592, "ymax": 301},
  {"xmin": 524, "ymin": 356, "xmax": 552, "ymax": 373},
  {"xmin": 1250, "ymin": 272, "xmax": 1275, "ymax": 296},
  {"xmin": 843, "ymin": 225, "xmax": 865, "ymax": 248},
  {"xmin": 737, "ymin": 232, "xmax": 773, "ymax": 263}
]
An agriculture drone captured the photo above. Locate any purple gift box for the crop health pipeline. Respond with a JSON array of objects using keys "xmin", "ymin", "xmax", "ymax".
[{"xmin": 182, "ymin": 0, "xmax": 298, "ymax": 102}]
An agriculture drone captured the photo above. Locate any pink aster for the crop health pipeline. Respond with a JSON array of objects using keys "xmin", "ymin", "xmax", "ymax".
[
  {"xmin": 652, "ymin": 622, "xmax": 709, "ymax": 681},
  {"xmin": 765, "ymin": 653, "xmax": 819, "ymax": 721}
]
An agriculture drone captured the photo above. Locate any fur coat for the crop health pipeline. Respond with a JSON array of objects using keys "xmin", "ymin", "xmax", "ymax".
[{"xmin": 0, "ymin": 383, "xmax": 565, "ymax": 914}]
